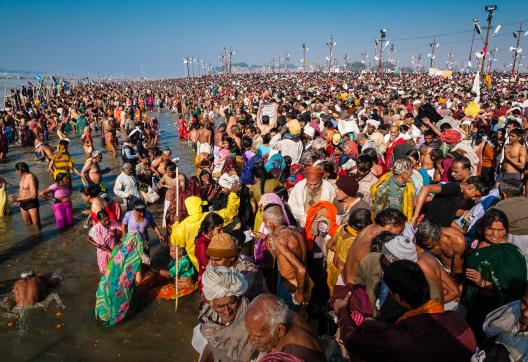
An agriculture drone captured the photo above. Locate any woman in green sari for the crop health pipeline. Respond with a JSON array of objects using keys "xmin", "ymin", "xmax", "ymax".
[
  {"xmin": 462, "ymin": 209, "xmax": 527, "ymax": 343},
  {"xmin": 95, "ymin": 231, "xmax": 146, "ymax": 327}
]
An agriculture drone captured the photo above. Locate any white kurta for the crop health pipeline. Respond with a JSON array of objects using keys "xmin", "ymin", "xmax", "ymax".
[{"xmin": 288, "ymin": 179, "xmax": 336, "ymax": 227}]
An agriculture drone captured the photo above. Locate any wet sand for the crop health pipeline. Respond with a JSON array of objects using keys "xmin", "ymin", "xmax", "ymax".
[{"xmin": 0, "ymin": 111, "xmax": 200, "ymax": 361}]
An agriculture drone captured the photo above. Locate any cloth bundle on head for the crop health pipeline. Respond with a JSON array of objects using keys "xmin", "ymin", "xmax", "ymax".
[
  {"xmin": 366, "ymin": 119, "xmax": 380, "ymax": 129},
  {"xmin": 218, "ymin": 173, "xmax": 239, "ymax": 189},
  {"xmin": 286, "ymin": 119, "xmax": 301, "ymax": 136},
  {"xmin": 332, "ymin": 133, "xmax": 342, "ymax": 146},
  {"xmin": 304, "ymin": 124, "xmax": 315, "ymax": 138},
  {"xmin": 440, "ymin": 129, "xmax": 462, "ymax": 144},
  {"xmin": 206, "ymin": 233, "xmax": 237, "ymax": 258},
  {"xmin": 335, "ymin": 174, "xmax": 359, "ymax": 197},
  {"xmin": 202, "ymin": 266, "xmax": 248, "ymax": 301},
  {"xmin": 382, "ymin": 235, "xmax": 417, "ymax": 262}
]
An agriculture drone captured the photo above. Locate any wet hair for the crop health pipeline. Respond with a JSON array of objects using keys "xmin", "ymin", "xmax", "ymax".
[
  {"xmin": 165, "ymin": 162, "xmax": 176, "ymax": 172},
  {"xmin": 96, "ymin": 210, "xmax": 109, "ymax": 221},
  {"xmin": 499, "ymin": 179, "xmax": 524, "ymax": 198},
  {"xmin": 133, "ymin": 200, "xmax": 147, "ymax": 211},
  {"xmin": 415, "ymin": 220, "xmax": 441, "ymax": 248},
  {"xmin": 477, "ymin": 209, "xmax": 509, "ymax": 240},
  {"xmin": 196, "ymin": 212, "xmax": 224, "ymax": 240},
  {"xmin": 261, "ymin": 115, "xmax": 270, "ymax": 125},
  {"xmin": 356, "ymin": 154, "xmax": 373, "ymax": 172},
  {"xmin": 374, "ymin": 208, "xmax": 406, "ymax": 227},
  {"xmin": 383, "ymin": 260, "xmax": 430, "ymax": 309},
  {"xmin": 370, "ymin": 231, "xmax": 396, "ymax": 253},
  {"xmin": 348, "ymin": 208, "xmax": 372, "ymax": 230},
  {"xmin": 452, "ymin": 156, "xmax": 471, "ymax": 171},
  {"xmin": 15, "ymin": 162, "xmax": 30, "ymax": 173},
  {"xmin": 81, "ymin": 184, "xmax": 101, "ymax": 198},
  {"xmin": 510, "ymin": 127, "xmax": 525, "ymax": 141}
]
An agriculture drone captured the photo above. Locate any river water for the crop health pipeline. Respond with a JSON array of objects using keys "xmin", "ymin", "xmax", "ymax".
[{"xmin": 0, "ymin": 110, "xmax": 200, "ymax": 361}]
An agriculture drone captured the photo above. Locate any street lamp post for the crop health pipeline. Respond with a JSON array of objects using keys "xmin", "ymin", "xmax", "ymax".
[{"xmin": 480, "ymin": 5, "xmax": 498, "ymax": 79}]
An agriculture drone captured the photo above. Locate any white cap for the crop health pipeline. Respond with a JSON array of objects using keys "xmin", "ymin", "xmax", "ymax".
[{"xmin": 304, "ymin": 125, "xmax": 315, "ymax": 138}]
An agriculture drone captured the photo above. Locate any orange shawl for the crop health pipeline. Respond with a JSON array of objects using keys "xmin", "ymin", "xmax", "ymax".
[
  {"xmin": 304, "ymin": 201, "xmax": 338, "ymax": 251},
  {"xmin": 396, "ymin": 299, "xmax": 444, "ymax": 324}
]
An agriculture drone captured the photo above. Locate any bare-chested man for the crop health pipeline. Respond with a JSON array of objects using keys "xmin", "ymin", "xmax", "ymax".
[
  {"xmin": 188, "ymin": 122, "xmax": 199, "ymax": 152},
  {"xmin": 80, "ymin": 150, "xmax": 111, "ymax": 189},
  {"xmin": 498, "ymin": 128, "xmax": 526, "ymax": 183},
  {"xmin": 226, "ymin": 116, "xmax": 242, "ymax": 149},
  {"xmin": 10, "ymin": 271, "xmax": 61, "ymax": 308},
  {"xmin": 342, "ymin": 208, "xmax": 406, "ymax": 284},
  {"xmin": 415, "ymin": 219, "xmax": 467, "ymax": 282},
  {"xmin": 150, "ymin": 148, "xmax": 172, "ymax": 178},
  {"xmin": 157, "ymin": 162, "xmax": 178, "ymax": 228},
  {"xmin": 263, "ymin": 206, "xmax": 307, "ymax": 311},
  {"xmin": 196, "ymin": 120, "xmax": 213, "ymax": 155},
  {"xmin": 103, "ymin": 117, "xmax": 118, "ymax": 158},
  {"xmin": 10, "ymin": 162, "xmax": 41, "ymax": 229},
  {"xmin": 416, "ymin": 247, "xmax": 459, "ymax": 306}
]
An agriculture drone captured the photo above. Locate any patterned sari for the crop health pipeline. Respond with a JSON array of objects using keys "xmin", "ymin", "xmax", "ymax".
[{"xmin": 95, "ymin": 232, "xmax": 144, "ymax": 327}]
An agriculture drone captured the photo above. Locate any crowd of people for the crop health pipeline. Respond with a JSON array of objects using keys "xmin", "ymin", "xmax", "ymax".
[{"xmin": 2, "ymin": 70, "xmax": 528, "ymax": 361}]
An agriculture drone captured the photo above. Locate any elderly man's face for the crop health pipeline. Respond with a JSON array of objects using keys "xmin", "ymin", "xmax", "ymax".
[
  {"xmin": 367, "ymin": 124, "xmax": 375, "ymax": 134},
  {"xmin": 450, "ymin": 163, "xmax": 469, "ymax": 181},
  {"xmin": 211, "ymin": 295, "xmax": 240, "ymax": 325},
  {"xmin": 208, "ymin": 256, "xmax": 235, "ymax": 268},
  {"xmin": 246, "ymin": 316, "xmax": 283, "ymax": 353},
  {"xmin": 123, "ymin": 166, "xmax": 133, "ymax": 175},
  {"xmin": 306, "ymin": 176, "xmax": 322, "ymax": 190}
]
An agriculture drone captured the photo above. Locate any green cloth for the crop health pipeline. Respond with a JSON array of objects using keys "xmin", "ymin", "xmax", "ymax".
[
  {"xmin": 462, "ymin": 243, "xmax": 527, "ymax": 342},
  {"xmin": 76, "ymin": 115, "xmax": 88, "ymax": 134},
  {"xmin": 95, "ymin": 232, "xmax": 144, "ymax": 327},
  {"xmin": 167, "ymin": 255, "xmax": 196, "ymax": 279},
  {"xmin": 372, "ymin": 176, "xmax": 404, "ymax": 215}
]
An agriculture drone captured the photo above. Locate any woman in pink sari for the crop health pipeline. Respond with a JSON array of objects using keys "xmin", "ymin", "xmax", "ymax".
[{"xmin": 88, "ymin": 210, "xmax": 122, "ymax": 274}]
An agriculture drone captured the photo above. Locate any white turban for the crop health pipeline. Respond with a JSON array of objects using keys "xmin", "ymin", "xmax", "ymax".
[
  {"xmin": 366, "ymin": 119, "xmax": 380, "ymax": 129},
  {"xmin": 202, "ymin": 266, "xmax": 248, "ymax": 301}
]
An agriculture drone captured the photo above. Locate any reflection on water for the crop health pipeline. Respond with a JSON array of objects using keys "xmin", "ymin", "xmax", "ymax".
[
  {"xmin": 3, "ymin": 293, "xmax": 65, "ymax": 337},
  {"xmin": 0, "ymin": 111, "xmax": 200, "ymax": 360}
]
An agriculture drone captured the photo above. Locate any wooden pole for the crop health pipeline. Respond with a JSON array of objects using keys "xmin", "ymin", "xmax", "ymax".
[{"xmin": 174, "ymin": 164, "xmax": 180, "ymax": 311}]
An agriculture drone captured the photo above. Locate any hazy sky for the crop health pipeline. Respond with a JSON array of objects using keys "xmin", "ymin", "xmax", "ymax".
[{"xmin": 2, "ymin": 0, "xmax": 528, "ymax": 78}]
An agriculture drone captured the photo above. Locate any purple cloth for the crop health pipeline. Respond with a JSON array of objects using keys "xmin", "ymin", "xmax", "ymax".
[
  {"xmin": 122, "ymin": 210, "xmax": 154, "ymax": 240},
  {"xmin": 49, "ymin": 182, "xmax": 71, "ymax": 199},
  {"xmin": 52, "ymin": 201, "xmax": 73, "ymax": 230}
]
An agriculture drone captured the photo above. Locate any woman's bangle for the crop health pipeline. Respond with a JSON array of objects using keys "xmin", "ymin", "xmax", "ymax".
[{"xmin": 480, "ymin": 279, "xmax": 487, "ymax": 288}]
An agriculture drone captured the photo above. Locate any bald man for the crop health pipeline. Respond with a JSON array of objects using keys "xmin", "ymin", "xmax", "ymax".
[{"xmin": 245, "ymin": 294, "xmax": 325, "ymax": 362}]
